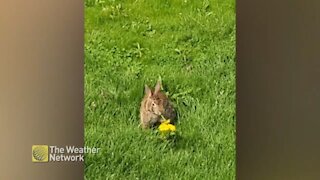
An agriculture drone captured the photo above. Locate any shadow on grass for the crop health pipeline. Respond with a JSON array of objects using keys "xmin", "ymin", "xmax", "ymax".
[{"xmin": 154, "ymin": 133, "xmax": 203, "ymax": 153}]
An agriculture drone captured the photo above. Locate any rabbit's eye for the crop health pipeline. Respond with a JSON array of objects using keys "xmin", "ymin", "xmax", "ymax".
[{"xmin": 152, "ymin": 102, "xmax": 156, "ymax": 107}]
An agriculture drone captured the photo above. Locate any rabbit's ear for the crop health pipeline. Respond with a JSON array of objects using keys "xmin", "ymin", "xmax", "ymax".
[
  {"xmin": 154, "ymin": 80, "xmax": 161, "ymax": 94},
  {"xmin": 145, "ymin": 85, "xmax": 152, "ymax": 97}
]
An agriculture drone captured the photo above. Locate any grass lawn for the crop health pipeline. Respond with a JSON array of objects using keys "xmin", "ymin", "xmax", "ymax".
[{"xmin": 84, "ymin": 0, "xmax": 235, "ymax": 179}]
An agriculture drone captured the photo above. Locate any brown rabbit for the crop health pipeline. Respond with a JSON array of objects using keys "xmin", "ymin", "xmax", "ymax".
[{"xmin": 140, "ymin": 81, "xmax": 176, "ymax": 129}]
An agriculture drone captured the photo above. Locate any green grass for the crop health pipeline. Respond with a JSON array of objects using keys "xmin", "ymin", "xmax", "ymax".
[{"xmin": 84, "ymin": 0, "xmax": 235, "ymax": 179}]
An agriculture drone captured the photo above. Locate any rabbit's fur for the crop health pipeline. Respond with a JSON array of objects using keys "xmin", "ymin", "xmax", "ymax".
[{"xmin": 140, "ymin": 81, "xmax": 176, "ymax": 129}]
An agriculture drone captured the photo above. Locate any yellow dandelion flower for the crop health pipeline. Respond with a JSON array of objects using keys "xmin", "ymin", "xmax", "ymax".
[
  {"xmin": 163, "ymin": 120, "xmax": 170, "ymax": 124},
  {"xmin": 159, "ymin": 123, "xmax": 170, "ymax": 132},
  {"xmin": 168, "ymin": 124, "xmax": 176, "ymax": 132},
  {"xmin": 159, "ymin": 121, "xmax": 176, "ymax": 132},
  {"xmin": 158, "ymin": 116, "xmax": 177, "ymax": 136}
]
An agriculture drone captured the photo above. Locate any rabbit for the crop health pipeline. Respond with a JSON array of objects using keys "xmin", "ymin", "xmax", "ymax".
[{"xmin": 140, "ymin": 81, "xmax": 176, "ymax": 129}]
